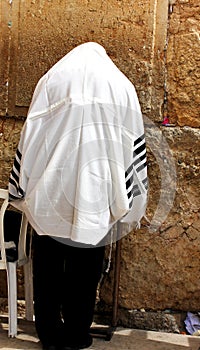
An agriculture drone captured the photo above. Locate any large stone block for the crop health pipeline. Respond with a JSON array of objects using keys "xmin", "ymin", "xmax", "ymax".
[
  {"xmin": 100, "ymin": 127, "xmax": 200, "ymax": 311},
  {"xmin": 0, "ymin": 117, "xmax": 23, "ymax": 188},
  {"xmin": 6, "ymin": 0, "xmax": 166, "ymax": 120},
  {"xmin": 167, "ymin": 1, "xmax": 200, "ymax": 127},
  {"xmin": 0, "ymin": 1, "xmax": 10, "ymax": 115}
]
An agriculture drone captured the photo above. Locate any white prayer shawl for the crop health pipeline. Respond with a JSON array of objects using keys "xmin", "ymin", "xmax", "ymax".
[{"xmin": 8, "ymin": 42, "xmax": 148, "ymax": 245}]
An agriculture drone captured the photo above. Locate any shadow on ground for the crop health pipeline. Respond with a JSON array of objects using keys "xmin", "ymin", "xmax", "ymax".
[{"xmin": 0, "ymin": 316, "xmax": 200, "ymax": 350}]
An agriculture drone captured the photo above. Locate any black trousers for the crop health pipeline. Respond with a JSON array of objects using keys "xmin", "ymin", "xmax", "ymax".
[{"xmin": 33, "ymin": 234, "xmax": 105, "ymax": 347}]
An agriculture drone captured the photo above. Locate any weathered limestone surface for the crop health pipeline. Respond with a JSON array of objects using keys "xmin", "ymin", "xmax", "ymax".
[
  {"xmin": 0, "ymin": 1, "xmax": 10, "ymax": 115},
  {"xmin": 0, "ymin": 118, "xmax": 24, "ymax": 188},
  {"xmin": 0, "ymin": 0, "xmax": 200, "ymax": 319},
  {"xmin": 167, "ymin": 0, "xmax": 200, "ymax": 127},
  {"xmin": 100, "ymin": 126, "xmax": 200, "ymax": 311},
  {"xmin": 0, "ymin": 0, "xmax": 167, "ymax": 119}
]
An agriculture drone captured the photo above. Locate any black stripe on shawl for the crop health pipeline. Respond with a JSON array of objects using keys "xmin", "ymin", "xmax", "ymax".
[
  {"xmin": 16, "ymin": 148, "xmax": 22, "ymax": 161},
  {"xmin": 13, "ymin": 158, "xmax": 20, "ymax": 173},
  {"xmin": 127, "ymin": 187, "xmax": 133, "ymax": 199},
  {"xmin": 129, "ymin": 198, "xmax": 133, "ymax": 208},
  {"xmin": 136, "ymin": 161, "xmax": 147, "ymax": 173},
  {"xmin": 9, "ymin": 193, "xmax": 22, "ymax": 201},
  {"xmin": 133, "ymin": 141, "xmax": 146, "ymax": 157},
  {"xmin": 8, "ymin": 147, "xmax": 24, "ymax": 201},
  {"xmin": 125, "ymin": 134, "xmax": 147, "ymax": 207},
  {"xmin": 134, "ymin": 134, "xmax": 145, "ymax": 146},
  {"xmin": 127, "ymin": 185, "xmax": 141, "ymax": 199},
  {"xmin": 126, "ymin": 175, "xmax": 133, "ymax": 190},
  {"xmin": 11, "ymin": 169, "xmax": 19, "ymax": 183},
  {"xmin": 133, "ymin": 152, "xmax": 147, "ymax": 167},
  {"xmin": 125, "ymin": 163, "xmax": 133, "ymax": 178},
  {"xmin": 9, "ymin": 178, "xmax": 25, "ymax": 196},
  {"xmin": 9, "ymin": 177, "xmax": 18, "ymax": 190},
  {"xmin": 127, "ymin": 184, "xmax": 141, "ymax": 208}
]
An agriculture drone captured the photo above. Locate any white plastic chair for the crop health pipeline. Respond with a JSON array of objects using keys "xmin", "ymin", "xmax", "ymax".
[{"xmin": 0, "ymin": 188, "xmax": 34, "ymax": 337}]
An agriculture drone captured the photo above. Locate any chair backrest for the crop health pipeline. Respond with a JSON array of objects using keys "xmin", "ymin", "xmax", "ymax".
[
  {"xmin": 0, "ymin": 189, "xmax": 30, "ymax": 269},
  {"xmin": 0, "ymin": 189, "xmax": 9, "ymax": 269}
]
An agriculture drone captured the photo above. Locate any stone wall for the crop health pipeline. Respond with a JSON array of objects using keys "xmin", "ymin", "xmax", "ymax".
[
  {"xmin": 167, "ymin": 0, "xmax": 200, "ymax": 127},
  {"xmin": 0, "ymin": 0, "xmax": 200, "ymax": 317},
  {"xmin": 101, "ymin": 126, "xmax": 200, "ymax": 312}
]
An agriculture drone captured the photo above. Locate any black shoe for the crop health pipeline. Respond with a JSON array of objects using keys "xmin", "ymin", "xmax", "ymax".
[
  {"xmin": 79, "ymin": 336, "xmax": 93, "ymax": 349},
  {"xmin": 43, "ymin": 345, "xmax": 58, "ymax": 350},
  {"xmin": 62, "ymin": 335, "xmax": 93, "ymax": 350}
]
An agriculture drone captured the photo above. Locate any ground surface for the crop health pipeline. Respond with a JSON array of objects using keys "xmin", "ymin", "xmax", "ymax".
[{"xmin": 0, "ymin": 315, "xmax": 200, "ymax": 350}]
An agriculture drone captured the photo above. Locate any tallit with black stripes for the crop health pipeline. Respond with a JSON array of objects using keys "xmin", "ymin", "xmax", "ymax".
[{"xmin": 8, "ymin": 42, "xmax": 148, "ymax": 245}]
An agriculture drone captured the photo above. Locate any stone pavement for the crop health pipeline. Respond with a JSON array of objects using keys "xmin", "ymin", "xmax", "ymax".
[{"xmin": 0, "ymin": 316, "xmax": 200, "ymax": 350}]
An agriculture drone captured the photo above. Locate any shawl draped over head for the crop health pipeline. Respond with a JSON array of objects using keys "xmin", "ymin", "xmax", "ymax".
[{"xmin": 8, "ymin": 42, "xmax": 148, "ymax": 245}]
